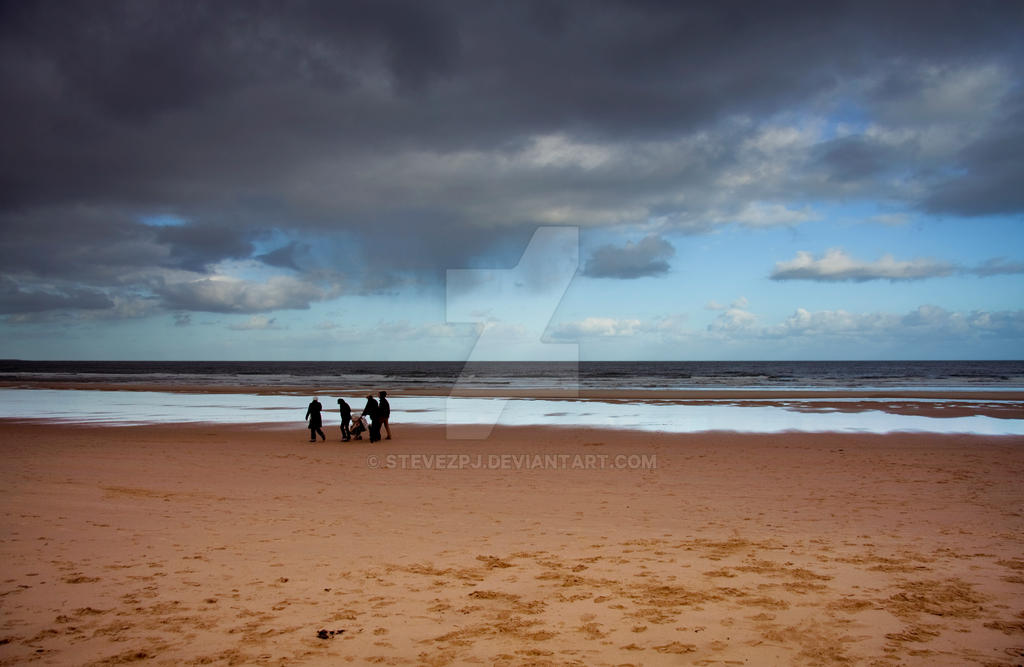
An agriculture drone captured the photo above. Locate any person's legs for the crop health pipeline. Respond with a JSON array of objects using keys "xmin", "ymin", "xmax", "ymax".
[
  {"xmin": 383, "ymin": 417, "xmax": 392, "ymax": 440},
  {"xmin": 308, "ymin": 428, "xmax": 316, "ymax": 442},
  {"xmin": 341, "ymin": 421, "xmax": 350, "ymax": 441}
]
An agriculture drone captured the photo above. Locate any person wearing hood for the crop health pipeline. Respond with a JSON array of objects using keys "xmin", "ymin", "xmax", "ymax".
[
  {"xmin": 362, "ymin": 394, "xmax": 380, "ymax": 443},
  {"xmin": 378, "ymin": 391, "xmax": 392, "ymax": 440}
]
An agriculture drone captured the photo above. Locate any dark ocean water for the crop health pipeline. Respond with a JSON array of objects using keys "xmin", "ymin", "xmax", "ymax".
[{"xmin": 2, "ymin": 360, "xmax": 1023, "ymax": 391}]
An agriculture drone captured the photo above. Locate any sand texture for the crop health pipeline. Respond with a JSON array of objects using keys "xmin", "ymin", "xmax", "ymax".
[{"xmin": 1, "ymin": 421, "xmax": 1023, "ymax": 666}]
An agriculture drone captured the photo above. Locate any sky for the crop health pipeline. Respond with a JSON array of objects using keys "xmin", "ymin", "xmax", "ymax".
[{"xmin": 1, "ymin": 0, "xmax": 1022, "ymax": 361}]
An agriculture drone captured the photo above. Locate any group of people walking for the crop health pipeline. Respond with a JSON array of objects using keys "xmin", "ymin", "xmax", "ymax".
[{"xmin": 305, "ymin": 391, "xmax": 391, "ymax": 443}]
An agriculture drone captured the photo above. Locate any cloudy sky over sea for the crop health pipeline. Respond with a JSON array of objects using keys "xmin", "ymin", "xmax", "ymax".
[{"xmin": 1, "ymin": 1, "xmax": 1022, "ymax": 360}]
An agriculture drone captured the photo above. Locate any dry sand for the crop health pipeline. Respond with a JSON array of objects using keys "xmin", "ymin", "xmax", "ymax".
[{"xmin": 1, "ymin": 419, "xmax": 1023, "ymax": 666}]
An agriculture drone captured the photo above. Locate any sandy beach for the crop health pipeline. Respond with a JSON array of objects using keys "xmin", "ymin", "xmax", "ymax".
[{"xmin": 1, "ymin": 414, "xmax": 1023, "ymax": 666}]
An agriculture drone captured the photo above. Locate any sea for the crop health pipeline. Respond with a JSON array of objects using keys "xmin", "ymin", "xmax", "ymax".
[
  {"xmin": 1, "ymin": 360, "xmax": 1023, "ymax": 434},
  {"xmin": 2, "ymin": 359, "xmax": 1024, "ymax": 392}
]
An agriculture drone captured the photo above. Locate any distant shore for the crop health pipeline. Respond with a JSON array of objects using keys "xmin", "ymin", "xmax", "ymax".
[{"xmin": 4, "ymin": 377, "xmax": 1024, "ymax": 401}]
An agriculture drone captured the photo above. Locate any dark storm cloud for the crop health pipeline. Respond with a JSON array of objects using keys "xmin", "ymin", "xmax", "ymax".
[
  {"xmin": 3, "ymin": 0, "xmax": 1018, "ymax": 205},
  {"xmin": 0, "ymin": 208, "xmax": 153, "ymax": 281},
  {"xmin": 0, "ymin": 208, "xmax": 259, "ymax": 283},
  {"xmin": 153, "ymin": 223, "xmax": 256, "ymax": 273},
  {"xmin": 815, "ymin": 137, "xmax": 891, "ymax": 184},
  {"xmin": 583, "ymin": 235, "xmax": 675, "ymax": 279},
  {"xmin": 923, "ymin": 100, "xmax": 1024, "ymax": 217},
  {"xmin": 1, "ymin": 0, "xmax": 1021, "ymax": 316},
  {"xmin": 0, "ymin": 277, "xmax": 114, "ymax": 314},
  {"xmin": 257, "ymin": 241, "xmax": 308, "ymax": 271}
]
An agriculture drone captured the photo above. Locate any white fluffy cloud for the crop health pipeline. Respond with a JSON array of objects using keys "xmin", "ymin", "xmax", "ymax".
[
  {"xmin": 158, "ymin": 276, "xmax": 328, "ymax": 313},
  {"xmin": 375, "ymin": 320, "xmax": 484, "ymax": 340},
  {"xmin": 708, "ymin": 308, "xmax": 758, "ymax": 334},
  {"xmin": 764, "ymin": 305, "xmax": 1024, "ymax": 341},
  {"xmin": 550, "ymin": 305, "xmax": 1024, "ymax": 350},
  {"xmin": 772, "ymin": 249, "xmax": 1024, "ymax": 282},
  {"xmin": 687, "ymin": 302, "xmax": 1021, "ymax": 346},
  {"xmin": 728, "ymin": 202, "xmax": 819, "ymax": 228},
  {"xmin": 771, "ymin": 249, "xmax": 956, "ymax": 282},
  {"xmin": 549, "ymin": 317, "xmax": 646, "ymax": 339}
]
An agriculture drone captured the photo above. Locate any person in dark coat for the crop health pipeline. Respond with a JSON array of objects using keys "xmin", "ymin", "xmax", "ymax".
[
  {"xmin": 378, "ymin": 391, "xmax": 392, "ymax": 440},
  {"xmin": 305, "ymin": 397, "xmax": 326, "ymax": 442},
  {"xmin": 362, "ymin": 394, "xmax": 380, "ymax": 443},
  {"xmin": 337, "ymin": 398, "xmax": 352, "ymax": 441}
]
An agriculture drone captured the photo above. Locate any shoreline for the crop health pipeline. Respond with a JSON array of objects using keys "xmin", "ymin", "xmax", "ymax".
[
  {"xmin": 5, "ymin": 416, "xmax": 1024, "ymax": 438},
  {"xmin": 1, "ymin": 422, "xmax": 1022, "ymax": 665},
  {"xmin": 2, "ymin": 384, "xmax": 1023, "ymax": 429}
]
